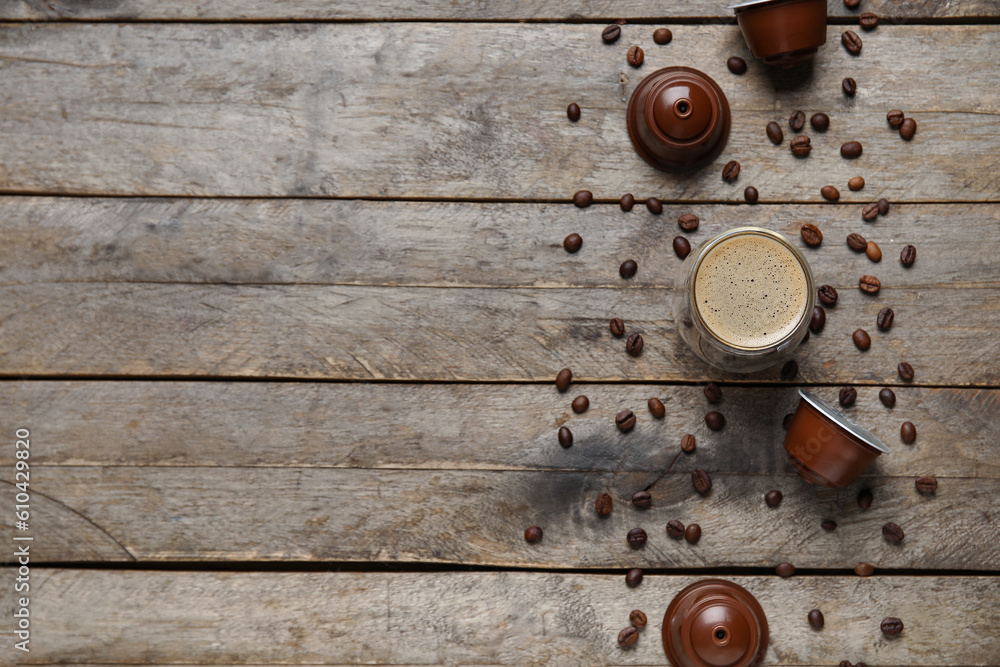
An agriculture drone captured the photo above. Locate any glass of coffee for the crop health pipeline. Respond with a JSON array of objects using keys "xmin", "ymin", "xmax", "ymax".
[{"xmin": 674, "ymin": 227, "xmax": 814, "ymax": 373}]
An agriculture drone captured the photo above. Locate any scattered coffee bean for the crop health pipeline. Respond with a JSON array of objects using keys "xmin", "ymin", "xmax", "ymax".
[
  {"xmin": 881, "ymin": 617, "xmax": 904, "ymax": 635},
  {"xmin": 842, "ymin": 77, "xmax": 857, "ymax": 96},
  {"xmin": 558, "ymin": 426, "xmax": 573, "ymax": 449},
  {"xmin": 789, "ymin": 110, "xmax": 806, "ymax": 131},
  {"xmin": 776, "ymin": 562, "xmax": 795, "ymax": 577},
  {"xmin": 681, "ymin": 433, "xmax": 696, "ymax": 453},
  {"xmin": 673, "ymin": 236, "xmax": 691, "ymax": 259},
  {"xmin": 822, "ymin": 520, "xmax": 838, "ymax": 532},
  {"xmin": 853, "ymin": 329, "xmax": 871, "ymax": 350},
  {"xmin": 610, "ymin": 317, "xmax": 626, "ymax": 337},
  {"xmin": 811, "ymin": 113, "xmax": 830, "ymax": 131},
  {"xmin": 620, "ymin": 259, "xmax": 638, "ymax": 279},
  {"xmin": 857, "ymin": 488, "xmax": 873, "ymax": 509},
  {"xmin": 765, "ymin": 489, "xmax": 783, "ymax": 507},
  {"xmin": 901, "ymin": 421, "xmax": 917, "ymax": 444},
  {"xmin": 898, "ymin": 361, "xmax": 914, "ymax": 382},
  {"xmin": 744, "ymin": 186, "xmax": 759, "ymax": 203},
  {"xmin": 627, "ymin": 527, "xmax": 647, "ymax": 548},
  {"xmin": 782, "ymin": 413, "xmax": 794, "ymax": 430},
  {"xmin": 847, "ymin": 233, "xmax": 867, "ymax": 251},
  {"xmin": 849, "ymin": 176, "xmax": 866, "ymax": 191},
  {"xmin": 809, "ymin": 609, "xmax": 825, "ymax": 629},
  {"xmin": 620, "ymin": 193, "xmax": 635, "ymax": 211},
  {"xmin": 800, "ymin": 223, "xmax": 823, "ymax": 247},
  {"xmin": 862, "ymin": 202, "xmax": 880, "ymax": 221},
  {"xmin": 876, "ymin": 307, "xmax": 894, "ymax": 330},
  {"xmin": 572, "ymin": 395, "xmax": 590, "ymax": 413},
  {"xmin": 616, "ymin": 409, "xmax": 637, "ymax": 432},
  {"xmin": 866, "ymin": 240, "xmax": 882, "ymax": 262},
  {"xmin": 882, "ymin": 522, "xmax": 904, "ymax": 543},
  {"xmin": 791, "ymin": 135, "xmax": 812, "ymax": 157},
  {"xmin": 704, "ymin": 382, "xmax": 722, "ymax": 403},
  {"xmin": 678, "ymin": 213, "xmax": 699, "ymax": 231},
  {"xmin": 556, "ymin": 368, "xmax": 572, "ymax": 392},
  {"xmin": 855, "ymin": 562, "xmax": 875, "ymax": 577},
  {"xmin": 841, "ymin": 141, "xmax": 863, "ymax": 159},
  {"xmin": 859, "ymin": 275, "xmax": 881, "ymax": 294},
  {"xmin": 646, "ymin": 197, "xmax": 663, "ymax": 214},
  {"xmin": 567, "ymin": 103, "xmax": 581, "ymax": 122},
  {"xmin": 886, "ymin": 109, "xmax": 904, "ymax": 127},
  {"xmin": 899, "ymin": 117, "xmax": 917, "ymax": 140},
  {"xmin": 859, "ymin": 12, "xmax": 878, "ymax": 29},
  {"xmin": 685, "ymin": 523, "xmax": 702, "ymax": 544},
  {"xmin": 727, "ymin": 56, "xmax": 747, "ymax": 75},
  {"xmin": 840, "ymin": 387, "xmax": 858, "ymax": 407},
  {"xmin": 667, "ymin": 519, "xmax": 685, "ymax": 538},
  {"xmin": 842, "ymin": 29, "xmax": 863, "ymax": 54},
  {"xmin": 573, "ymin": 190, "xmax": 593, "ymax": 207},
  {"xmin": 818, "ymin": 285, "xmax": 839, "ymax": 305},
  {"xmin": 648, "ymin": 397, "xmax": 665, "ymax": 418},
  {"xmin": 844, "ymin": 0, "xmax": 860, "ymax": 7},
  {"xmin": 877, "ymin": 198, "xmax": 890, "ymax": 216},
  {"xmin": 625, "ymin": 568, "xmax": 643, "ymax": 587},
  {"xmin": 766, "ymin": 121, "xmax": 784, "ymax": 144},
  {"xmin": 618, "ymin": 626, "xmax": 639, "ymax": 648},
  {"xmin": 563, "ymin": 233, "xmax": 583, "ymax": 253},
  {"xmin": 705, "ymin": 411, "xmax": 725, "ymax": 431},
  {"xmin": 692, "ymin": 468, "xmax": 713, "ymax": 494},
  {"xmin": 653, "ymin": 27, "xmax": 673, "ymax": 45},
  {"xmin": 627, "ymin": 45, "xmax": 644, "ymax": 67},
  {"xmin": 626, "ymin": 333, "xmax": 644, "ymax": 356},
  {"xmin": 900, "ymin": 245, "xmax": 916, "ymax": 266},
  {"xmin": 524, "ymin": 525, "xmax": 543, "ymax": 543},
  {"xmin": 602, "ymin": 25, "xmax": 622, "ymax": 44},
  {"xmin": 916, "ymin": 475, "xmax": 938, "ymax": 494},
  {"xmin": 632, "ymin": 490, "xmax": 652, "ymax": 508},
  {"xmin": 781, "ymin": 360, "xmax": 798, "ymax": 380},
  {"xmin": 630, "ymin": 609, "xmax": 648, "ymax": 628},
  {"xmin": 722, "ymin": 160, "xmax": 741, "ymax": 182},
  {"xmin": 596, "ymin": 493, "xmax": 613, "ymax": 515},
  {"xmin": 879, "ymin": 387, "xmax": 896, "ymax": 407},
  {"xmin": 821, "ymin": 185, "xmax": 840, "ymax": 202}
]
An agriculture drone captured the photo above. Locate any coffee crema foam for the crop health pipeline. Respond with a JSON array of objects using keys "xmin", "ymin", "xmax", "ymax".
[{"xmin": 694, "ymin": 233, "xmax": 808, "ymax": 349}]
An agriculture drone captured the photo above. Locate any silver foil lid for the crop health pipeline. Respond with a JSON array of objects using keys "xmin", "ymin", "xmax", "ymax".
[
  {"xmin": 728, "ymin": 0, "xmax": 783, "ymax": 9},
  {"xmin": 798, "ymin": 388, "xmax": 890, "ymax": 453}
]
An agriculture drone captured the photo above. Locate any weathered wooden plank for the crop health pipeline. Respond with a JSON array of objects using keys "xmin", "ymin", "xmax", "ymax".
[
  {"xmin": 1, "ymin": 282, "xmax": 996, "ymax": 384},
  {"xmin": 2, "ymin": 198, "xmax": 996, "ymax": 289},
  {"xmin": 3, "ymin": 382, "xmax": 996, "ymax": 479},
  {"xmin": 4, "ymin": 466, "xmax": 997, "ymax": 568},
  {"xmin": 4, "ymin": 570, "xmax": 997, "ymax": 665},
  {"xmin": 0, "ymin": 23, "xmax": 997, "ymax": 200}
]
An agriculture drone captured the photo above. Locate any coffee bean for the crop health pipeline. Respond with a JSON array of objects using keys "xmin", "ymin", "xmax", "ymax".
[
  {"xmin": 620, "ymin": 259, "xmax": 638, "ymax": 279},
  {"xmin": 620, "ymin": 193, "xmax": 635, "ymax": 211},
  {"xmin": 877, "ymin": 198, "xmax": 890, "ymax": 216},
  {"xmin": 744, "ymin": 186, "xmax": 759, "ymax": 203},
  {"xmin": 810, "ymin": 305, "xmax": 826, "ymax": 332},
  {"xmin": 685, "ymin": 523, "xmax": 702, "ymax": 544},
  {"xmin": 776, "ymin": 562, "xmax": 795, "ymax": 577},
  {"xmin": 524, "ymin": 525, "xmax": 543, "ymax": 543},
  {"xmin": 811, "ymin": 113, "xmax": 830, "ymax": 131},
  {"xmin": 857, "ymin": 488, "xmax": 873, "ymax": 509},
  {"xmin": 916, "ymin": 475, "xmax": 938, "ymax": 494},
  {"xmin": 766, "ymin": 121, "xmax": 784, "ymax": 144},
  {"xmin": 648, "ymin": 397, "xmax": 665, "ymax": 418},
  {"xmin": 876, "ymin": 307, "xmax": 894, "ymax": 330},
  {"xmin": 900, "ymin": 245, "xmax": 916, "ymax": 266},
  {"xmin": 822, "ymin": 520, "xmax": 838, "ymax": 532},
  {"xmin": 842, "ymin": 77, "xmax": 858, "ymax": 96},
  {"xmin": 782, "ymin": 413, "xmax": 794, "ymax": 430},
  {"xmin": 879, "ymin": 387, "xmax": 896, "ymax": 407},
  {"xmin": 882, "ymin": 522, "xmax": 904, "ymax": 543},
  {"xmin": 626, "ymin": 333, "xmax": 644, "ymax": 356},
  {"xmin": 901, "ymin": 421, "xmax": 917, "ymax": 444},
  {"xmin": 809, "ymin": 609, "xmax": 825, "ymax": 629},
  {"xmin": 862, "ymin": 202, "xmax": 879, "ymax": 221},
  {"xmin": 859, "ymin": 12, "xmax": 878, "ymax": 28},
  {"xmin": 678, "ymin": 213, "xmax": 699, "ymax": 231},
  {"xmin": 800, "ymin": 223, "xmax": 823, "ymax": 247},
  {"xmin": 727, "ymin": 56, "xmax": 747, "ymax": 75},
  {"xmin": 853, "ymin": 329, "xmax": 871, "ymax": 350},
  {"xmin": 840, "ymin": 387, "xmax": 858, "ymax": 407},
  {"xmin": 630, "ymin": 609, "xmax": 648, "ymax": 628},
  {"xmin": 789, "ymin": 110, "xmax": 806, "ymax": 131},
  {"xmin": 790, "ymin": 135, "xmax": 812, "ymax": 157},
  {"xmin": 627, "ymin": 45, "xmax": 644, "ymax": 67},
  {"xmin": 602, "ymin": 25, "xmax": 622, "ymax": 44},
  {"xmin": 573, "ymin": 190, "xmax": 593, "ymax": 207},
  {"xmin": 899, "ymin": 117, "xmax": 917, "ymax": 140},
  {"xmin": 818, "ymin": 285, "xmax": 839, "ymax": 305},
  {"xmin": 859, "ymin": 274, "xmax": 881, "ymax": 294},
  {"xmin": 847, "ymin": 233, "xmax": 867, "ymax": 251},
  {"xmin": 646, "ymin": 197, "xmax": 663, "ymax": 214},
  {"xmin": 722, "ymin": 160, "xmax": 741, "ymax": 182},
  {"xmin": 886, "ymin": 109, "xmax": 905, "ymax": 127},
  {"xmin": 881, "ymin": 617, "xmax": 904, "ymax": 635},
  {"xmin": 667, "ymin": 519, "xmax": 685, "ymax": 538},
  {"xmin": 627, "ymin": 527, "xmax": 647, "ymax": 548},
  {"xmin": 842, "ymin": 29, "xmax": 863, "ymax": 55},
  {"xmin": 610, "ymin": 317, "xmax": 626, "ymax": 337},
  {"xmin": 556, "ymin": 368, "xmax": 572, "ymax": 391},
  {"xmin": 781, "ymin": 360, "xmax": 798, "ymax": 380},
  {"xmin": 866, "ymin": 240, "xmax": 882, "ymax": 262},
  {"xmin": 841, "ymin": 141, "xmax": 863, "ymax": 159},
  {"xmin": 616, "ymin": 409, "xmax": 637, "ymax": 432},
  {"xmin": 563, "ymin": 233, "xmax": 583, "ymax": 253},
  {"xmin": 821, "ymin": 185, "xmax": 840, "ymax": 202},
  {"xmin": 618, "ymin": 626, "xmax": 639, "ymax": 648},
  {"xmin": 632, "ymin": 490, "xmax": 652, "ymax": 508},
  {"xmin": 844, "ymin": 0, "xmax": 860, "ymax": 7},
  {"xmin": 692, "ymin": 468, "xmax": 712, "ymax": 494},
  {"xmin": 596, "ymin": 493, "xmax": 613, "ymax": 515},
  {"xmin": 558, "ymin": 426, "xmax": 573, "ymax": 449},
  {"xmin": 625, "ymin": 568, "xmax": 643, "ymax": 587},
  {"xmin": 673, "ymin": 236, "xmax": 691, "ymax": 259},
  {"xmin": 705, "ymin": 411, "xmax": 725, "ymax": 431},
  {"xmin": 567, "ymin": 103, "xmax": 581, "ymax": 122},
  {"xmin": 653, "ymin": 27, "xmax": 673, "ymax": 45},
  {"xmin": 898, "ymin": 361, "xmax": 914, "ymax": 382},
  {"xmin": 849, "ymin": 176, "xmax": 865, "ymax": 191},
  {"xmin": 704, "ymin": 382, "xmax": 722, "ymax": 403},
  {"xmin": 855, "ymin": 562, "xmax": 875, "ymax": 577},
  {"xmin": 765, "ymin": 489, "xmax": 783, "ymax": 507},
  {"xmin": 681, "ymin": 433, "xmax": 696, "ymax": 453},
  {"xmin": 572, "ymin": 395, "xmax": 589, "ymax": 413}
]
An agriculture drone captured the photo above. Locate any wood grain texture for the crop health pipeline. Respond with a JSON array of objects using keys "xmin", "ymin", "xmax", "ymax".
[
  {"xmin": 3, "ymin": 382, "xmax": 996, "ymax": 479},
  {"xmin": 4, "ymin": 466, "xmax": 998, "ymax": 568},
  {"xmin": 2, "ymin": 198, "xmax": 996, "ymax": 289},
  {"xmin": 0, "ymin": 23, "xmax": 997, "ymax": 200},
  {"xmin": 3, "ymin": 570, "xmax": 997, "ymax": 665}
]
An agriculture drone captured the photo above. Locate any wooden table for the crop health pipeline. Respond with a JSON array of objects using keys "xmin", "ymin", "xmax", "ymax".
[{"xmin": 1, "ymin": 2, "xmax": 999, "ymax": 665}]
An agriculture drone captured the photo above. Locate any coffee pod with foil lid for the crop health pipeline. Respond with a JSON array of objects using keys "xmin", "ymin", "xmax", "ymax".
[{"xmin": 730, "ymin": 0, "xmax": 827, "ymax": 67}]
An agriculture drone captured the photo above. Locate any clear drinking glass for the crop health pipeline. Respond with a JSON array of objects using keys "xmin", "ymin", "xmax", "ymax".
[{"xmin": 674, "ymin": 226, "xmax": 815, "ymax": 373}]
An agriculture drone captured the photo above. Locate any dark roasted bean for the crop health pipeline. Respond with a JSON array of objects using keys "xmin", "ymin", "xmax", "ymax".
[
  {"xmin": 620, "ymin": 259, "xmax": 638, "ymax": 279},
  {"xmin": 567, "ymin": 103, "xmax": 581, "ymax": 122},
  {"xmin": 877, "ymin": 198, "xmax": 890, "ymax": 216},
  {"xmin": 648, "ymin": 397, "xmax": 665, "ymax": 418},
  {"xmin": 610, "ymin": 317, "xmax": 625, "ymax": 337},
  {"xmin": 800, "ymin": 223, "xmax": 823, "ymax": 246},
  {"xmin": 859, "ymin": 12, "xmax": 878, "ymax": 29},
  {"xmin": 744, "ymin": 186, "xmax": 759, "ymax": 203},
  {"xmin": 618, "ymin": 626, "xmax": 639, "ymax": 648},
  {"xmin": 901, "ymin": 421, "xmax": 917, "ymax": 444},
  {"xmin": 849, "ymin": 176, "xmax": 865, "ymax": 191},
  {"xmin": 818, "ymin": 284, "xmax": 839, "ymax": 305},
  {"xmin": 678, "ymin": 213, "xmax": 700, "ymax": 231},
  {"xmin": 766, "ymin": 121, "xmax": 784, "ymax": 144},
  {"xmin": 915, "ymin": 476, "xmax": 938, "ymax": 494},
  {"xmin": 627, "ymin": 527, "xmax": 647, "ymax": 548},
  {"xmin": 862, "ymin": 202, "xmax": 880, "ymax": 221},
  {"xmin": 616, "ymin": 409, "xmax": 637, "ymax": 432},
  {"xmin": 789, "ymin": 110, "xmax": 806, "ymax": 131},
  {"xmin": 556, "ymin": 368, "xmax": 572, "ymax": 391},
  {"xmin": 887, "ymin": 109, "xmax": 905, "ymax": 127},
  {"xmin": 781, "ymin": 360, "xmax": 798, "ymax": 380},
  {"xmin": 684, "ymin": 523, "xmax": 702, "ymax": 544},
  {"xmin": 790, "ymin": 135, "xmax": 812, "ymax": 157},
  {"xmin": 563, "ymin": 233, "xmax": 583, "ymax": 253},
  {"xmin": 899, "ymin": 117, "xmax": 917, "ymax": 140},
  {"xmin": 853, "ymin": 329, "xmax": 871, "ymax": 351},
  {"xmin": 855, "ymin": 562, "xmax": 875, "ymax": 577},
  {"xmin": 692, "ymin": 468, "xmax": 713, "ymax": 494},
  {"xmin": 765, "ymin": 489, "xmax": 783, "ymax": 507},
  {"xmin": 632, "ymin": 490, "xmax": 652, "ymax": 508},
  {"xmin": 842, "ymin": 77, "xmax": 857, "ymax": 96},
  {"xmin": 705, "ymin": 411, "xmax": 725, "ymax": 431},
  {"xmin": 572, "ymin": 395, "xmax": 589, "ymax": 413},
  {"xmin": 558, "ymin": 426, "xmax": 573, "ymax": 449},
  {"xmin": 782, "ymin": 413, "xmax": 794, "ymax": 430},
  {"xmin": 602, "ymin": 25, "xmax": 622, "ymax": 44},
  {"xmin": 847, "ymin": 233, "xmax": 867, "ymax": 251},
  {"xmin": 821, "ymin": 185, "xmax": 840, "ymax": 201},
  {"xmin": 866, "ymin": 241, "xmax": 882, "ymax": 262},
  {"xmin": 840, "ymin": 141, "xmax": 863, "ymax": 159},
  {"xmin": 840, "ymin": 387, "xmax": 858, "ymax": 407},
  {"xmin": 573, "ymin": 190, "xmax": 593, "ymax": 207},
  {"xmin": 630, "ymin": 609, "xmax": 648, "ymax": 628},
  {"xmin": 876, "ymin": 307, "xmax": 894, "ymax": 330},
  {"xmin": 673, "ymin": 236, "xmax": 691, "ymax": 259},
  {"xmin": 859, "ymin": 275, "xmax": 881, "ymax": 294},
  {"xmin": 680, "ymin": 433, "xmax": 696, "ymax": 453},
  {"xmin": 882, "ymin": 522, "xmax": 904, "ymax": 543},
  {"xmin": 627, "ymin": 45, "xmax": 644, "ymax": 67},
  {"xmin": 704, "ymin": 382, "xmax": 722, "ymax": 403},
  {"xmin": 776, "ymin": 562, "xmax": 795, "ymax": 577},
  {"xmin": 620, "ymin": 193, "xmax": 635, "ymax": 211},
  {"xmin": 646, "ymin": 197, "xmax": 663, "ymax": 214},
  {"xmin": 842, "ymin": 29, "xmax": 863, "ymax": 54},
  {"xmin": 844, "ymin": 0, "xmax": 860, "ymax": 7},
  {"xmin": 722, "ymin": 160, "xmax": 741, "ymax": 182},
  {"xmin": 900, "ymin": 245, "xmax": 917, "ymax": 266},
  {"xmin": 595, "ymin": 493, "xmax": 613, "ymax": 515},
  {"xmin": 879, "ymin": 387, "xmax": 896, "ymax": 407},
  {"xmin": 625, "ymin": 568, "xmax": 643, "ymax": 587},
  {"xmin": 667, "ymin": 519, "xmax": 685, "ymax": 538},
  {"xmin": 857, "ymin": 488, "xmax": 873, "ymax": 509},
  {"xmin": 898, "ymin": 361, "xmax": 914, "ymax": 382},
  {"xmin": 727, "ymin": 56, "xmax": 747, "ymax": 75},
  {"xmin": 880, "ymin": 617, "xmax": 904, "ymax": 635},
  {"xmin": 822, "ymin": 520, "xmax": 838, "ymax": 532},
  {"xmin": 524, "ymin": 525, "xmax": 543, "ymax": 543},
  {"xmin": 808, "ymin": 609, "xmax": 825, "ymax": 629},
  {"xmin": 626, "ymin": 333, "xmax": 644, "ymax": 356},
  {"xmin": 653, "ymin": 27, "xmax": 673, "ymax": 45},
  {"xmin": 811, "ymin": 113, "xmax": 830, "ymax": 131}
]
